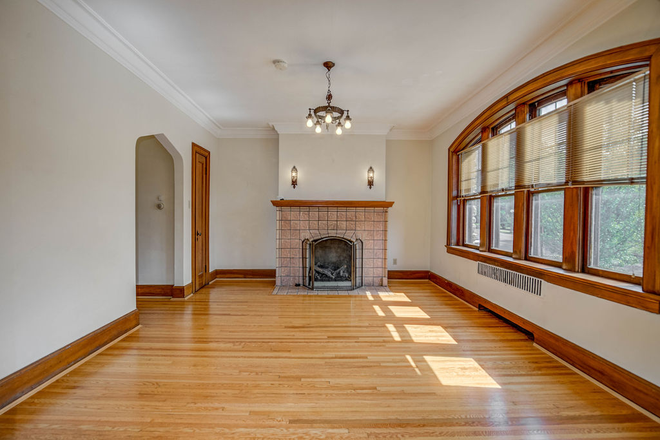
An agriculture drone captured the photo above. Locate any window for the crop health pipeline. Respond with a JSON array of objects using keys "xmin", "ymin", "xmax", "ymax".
[
  {"xmin": 491, "ymin": 195, "xmax": 514, "ymax": 253},
  {"xmin": 529, "ymin": 191, "xmax": 564, "ymax": 262},
  {"xmin": 494, "ymin": 115, "xmax": 516, "ymax": 135},
  {"xmin": 448, "ymin": 47, "xmax": 658, "ymax": 311},
  {"xmin": 538, "ymin": 97, "xmax": 567, "ymax": 116},
  {"xmin": 464, "ymin": 199, "xmax": 480, "ymax": 247},
  {"xmin": 588, "ymin": 185, "xmax": 646, "ymax": 278}
]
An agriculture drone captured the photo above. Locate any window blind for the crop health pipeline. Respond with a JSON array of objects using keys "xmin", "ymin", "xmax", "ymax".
[
  {"xmin": 568, "ymin": 70, "xmax": 649, "ymax": 185},
  {"xmin": 459, "ymin": 145, "xmax": 481, "ymax": 196},
  {"xmin": 483, "ymin": 132, "xmax": 516, "ymax": 193},
  {"xmin": 457, "ymin": 69, "xmax": 649, "ymax": 198},
  {"xmin": 516, "ymin": 109, "xmax": 568, "ymax": 188}
]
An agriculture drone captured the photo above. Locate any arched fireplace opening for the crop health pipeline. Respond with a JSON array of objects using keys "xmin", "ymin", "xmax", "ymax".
[{"xmin": 303, "ymin": 236, "xmax": 363, "ymax": 290}]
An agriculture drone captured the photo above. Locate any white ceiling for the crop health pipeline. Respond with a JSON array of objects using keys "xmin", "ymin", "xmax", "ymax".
[{"xmin": 79, "ymin": 0, "xmax": 609, "ymax": 134}]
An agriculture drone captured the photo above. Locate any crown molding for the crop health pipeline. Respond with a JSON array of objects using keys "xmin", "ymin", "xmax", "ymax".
[
  {"xmin": 426, "ymin": 0, "xmax": 636, "ymax": 140},
  {"xmin": 37, "ymin": 0, "xmax": 224, "ymax": 138},
  {"xmin": 271, "ymin": 122, "xmax": 393, "ymax": 136},
  {"xmin": 217, "ymin": 128, "xmax": 279, "ymax": 139}
]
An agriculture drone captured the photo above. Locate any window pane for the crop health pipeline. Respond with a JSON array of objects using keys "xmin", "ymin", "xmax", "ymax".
[
  {"xmin": 491, "ymin": 196, "xmax": 514, "ymax": 252},
  {"xmin": 464, "ymin": 199, "xmax": 480, "ymax": 246},
  {"xmin": 589, "ymin": 185, "xmax": 645, "ymax": 276},
  {"xmin": 529, "ymin": 191, "xmax": 564, "ymax": 261}
]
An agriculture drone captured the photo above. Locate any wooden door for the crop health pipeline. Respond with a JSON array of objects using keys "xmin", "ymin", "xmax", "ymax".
[{"xmin": 192, "ymin": 143, "xmax": 210, "ymax": 293}]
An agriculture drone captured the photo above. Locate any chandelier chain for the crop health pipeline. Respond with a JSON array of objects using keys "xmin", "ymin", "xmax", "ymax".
[{"xmin": 326, "ymin": 69, "xmax": 332, "ymax": 106}]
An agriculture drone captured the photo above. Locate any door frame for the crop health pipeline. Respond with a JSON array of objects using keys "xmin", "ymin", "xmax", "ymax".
[{"xmin": 191, "ymin": 142, "xmax": 210, "ymax": 293}]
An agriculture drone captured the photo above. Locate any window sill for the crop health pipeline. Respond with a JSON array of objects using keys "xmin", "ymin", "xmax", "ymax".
[{"xmin": 445, "ymin": 245, "xmax": 660, "ymax": 314}]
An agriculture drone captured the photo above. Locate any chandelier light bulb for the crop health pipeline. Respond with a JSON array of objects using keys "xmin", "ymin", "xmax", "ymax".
[
  {"xmin": 306, "ymin": 118, "xmax": 313, "ymax": 128},
  {"xmin": 325, "ymin": 112, "xmax": 333, "ymax": 124},
  {"xmin": 315, "ymin": 122, "xmax": 322, "ymax": 133},
  {"xmin": 336, "ymin": 123, "xmax": 343, "ymax": 135},
  {"xmin": 344, "ymin": 119, "xmax": 352, "ymax": 129}
]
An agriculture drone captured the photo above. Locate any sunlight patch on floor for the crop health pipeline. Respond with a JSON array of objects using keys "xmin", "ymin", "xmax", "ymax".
[
  {"xmin": 386, "ymin": 324, "xmax": 401, "ymax": 341},
  {"xmin": 373, "ymin": 305, "xmax": 385, "ymax": 316},
  {"xmin": 424, "ymin": 356, "xmax": 501, "ymax": 388},
  {"xmin": 388, "ymin": 306, "xmax": 430, "ymax": 318},
  {"xmin": 406, "ymin": 355, "xmax": 422, "ymax": 375},
  {"xmin": 404, "ymin": 324, "xmax": 457, "ymax": 344},
  {"xmin": 378, "ymin": 292, "xmax": 411, "ymax": 302}
]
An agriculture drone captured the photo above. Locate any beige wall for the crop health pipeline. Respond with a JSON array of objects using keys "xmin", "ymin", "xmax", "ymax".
[
  {"xmin": 211, "ymin": 138, "xmax": 279, "ymax": 269},
  {"xmin": 136, "ymin": 136, "xmax": 175, "ymax": 285},
  {"xmin": 386, "ymin": 140, "xmax": 432, "ymax": 270},
  {"xmin": 0, "ymin": 0, "xmax": 216, "ymax": 379},
  {"xmin": 428, "ymin": 1, "xmax": 660, "ymax": 386},
  {"xmin": 278, "ymin": 134, "xmax": 387, "ymax": 201}
]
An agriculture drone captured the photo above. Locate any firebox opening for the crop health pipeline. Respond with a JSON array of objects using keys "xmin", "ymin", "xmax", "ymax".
[{"xmin": 303, "ymin": 236, "xmax": 363, "ymax": 290}]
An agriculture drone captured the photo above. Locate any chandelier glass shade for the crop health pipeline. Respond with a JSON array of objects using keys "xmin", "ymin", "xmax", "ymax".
[{"xmin": 305, "ymin": 61, "xmax": 352, "ymax": 135}]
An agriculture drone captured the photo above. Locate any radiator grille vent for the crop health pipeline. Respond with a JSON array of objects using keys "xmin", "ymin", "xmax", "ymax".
[{"xmin": 477, "ymin": 263, "xmax": 542, "ymax": 296}]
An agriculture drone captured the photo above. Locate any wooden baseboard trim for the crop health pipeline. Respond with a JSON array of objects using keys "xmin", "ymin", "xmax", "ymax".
[
  {"xmin": 172, "ymin": 282, "xmax": 193, "ymax": 299},
  {"xmin": 136, "ymin": 285, "xmax": 173, "ymax": 297},
  {"xmin": 388, "ymin": 270, "xmax": 430, "ymax": 280},
  {"xmin": 214, "ymin": 269, "xmax": 276, "ymax": 279},
  {"xmin": 428, "ymin": 271, "xmax": 660, "ymax": 418},
  {"xmin": 0, "ymin": 309, "xmax": 139, "ymax": 411}
]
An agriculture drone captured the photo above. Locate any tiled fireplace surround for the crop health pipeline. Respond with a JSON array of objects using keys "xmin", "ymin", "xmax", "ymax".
[{"xmin": 273, "ymin": 202, "xmax": 392, "ymax": 287}]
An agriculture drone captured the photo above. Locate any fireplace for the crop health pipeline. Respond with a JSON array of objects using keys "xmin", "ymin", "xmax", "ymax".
[
  {"xmin": 303, "ymin": 237, "xmax": 363, "ymax": 290},
  {"xmin": 272, "ymin": 200, "xmax": 393, "ymax": 287}
]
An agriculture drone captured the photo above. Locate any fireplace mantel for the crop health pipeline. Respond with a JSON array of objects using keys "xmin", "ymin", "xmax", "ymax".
[{"xmin": 271, "ymin": 200, "xmax": 394, "ymax": 208}]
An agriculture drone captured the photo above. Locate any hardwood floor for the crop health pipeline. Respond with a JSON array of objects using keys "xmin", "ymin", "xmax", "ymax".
[{"xmin": 1, "ymin": 280, "xmax": 658, "ymax": 439}]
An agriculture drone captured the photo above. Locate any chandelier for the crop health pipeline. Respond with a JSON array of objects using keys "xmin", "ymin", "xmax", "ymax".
[{"xmin": 305, "ymin": 61, "xmax": 352, "ymax": 135}]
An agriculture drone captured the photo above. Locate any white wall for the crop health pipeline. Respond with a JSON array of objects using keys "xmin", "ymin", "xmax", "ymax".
[
  {"xmin": 211, "ymin": 138, "xmax": 279, "ymax": 269},
  {"xmin": 136, "ymin": 136, "xmax": 175, "ymax": 285},
  {"xmin": 278, "ymin": 134, "xmax": 387, "ymax": 200},
  {"xmin": 0, "ymin": 0, "xmax": 216, "ymax": 379},
  {"xmin": 429, "ymin": 1, "xmax": 660, "ymax": 386},
  {"xmin": 386, "ymin": 140, "xmax": 432, "ymax": 270}
]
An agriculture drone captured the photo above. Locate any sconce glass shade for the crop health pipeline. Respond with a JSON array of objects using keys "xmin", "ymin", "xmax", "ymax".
[
  {"xmin": 291, "ymin": 165, "xmax": 298, "ymax": 189},
  {"xmin": 367, "ymin": 166, "xmax": 374, "ymax": 189}
]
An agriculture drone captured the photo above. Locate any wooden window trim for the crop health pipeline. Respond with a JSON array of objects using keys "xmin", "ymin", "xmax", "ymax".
[
  {"xmin": 446, "ymin": 39, "xmax": 660, "ymax": 312},
  {"xmin": 491, "ymin": 113, "xmax": 516, "ymax": 137}
]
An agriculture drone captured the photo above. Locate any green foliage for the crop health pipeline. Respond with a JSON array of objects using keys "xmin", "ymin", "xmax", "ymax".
[{"xmin": 591, "ymin": 185, "xmax": 645, "ymax": 275}]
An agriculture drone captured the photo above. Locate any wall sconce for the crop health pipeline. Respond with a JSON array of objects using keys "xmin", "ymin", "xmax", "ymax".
[
  {"xmin": 291, "ymin": 165, "xmax": 298, "ymax": 189},
  {"xmin": 367, "ymin": 166, "xmax": 374, "ymax": 189}
]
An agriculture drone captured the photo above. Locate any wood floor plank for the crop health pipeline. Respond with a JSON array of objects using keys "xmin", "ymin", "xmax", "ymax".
[{"xmin": 0, "ymin": 280, "xmax": 657, "ymax": 439}]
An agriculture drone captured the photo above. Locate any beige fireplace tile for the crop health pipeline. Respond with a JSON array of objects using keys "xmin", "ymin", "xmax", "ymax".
[
  {"xmin": 282, "ymin": 248, "xmax": 291, "ymax": 257},
  {"xmin": 365, "ymin": 210, "xmax": 374, "ymax": 221},
  {"xmin": 356, "ymin": 222, "xmax": 365, "ymax": 231},
  {"xmin": 291, "ymin": 211, "xmax": 300, "ymax": 220},
  {"xmin": 319, "ymin": 211, "xmax": 328, "ymax": 221},
  {"xmin": 364, "ymin": 258, "xmax": 374, "ymax": 267},
  {"xmin": 290, "ymin": 220, "xmax": 299, "ymax": 230},
  {"xmin": 318, "ymin": 220, "xmax": 327, "ymax": 230},
  {"xmin": 364, "ymin": 268, "xmax": 374, "ymax": 277},
  {"xmin": 328, "ymin": 220, "xmax": 337, "ymax": 229},
  {"xmin": 328, "ymin": 211, "xmax": 337, "ymax": 221},
  {"xmin": 375, "ymin": 229, "xmax": 383, "ymax": 239},
  {"xmin": 337, "ymin": 211, "xmax": 346, "ymax": 220},
  {"xmin": 375, "ymin": 211, "xmax": 384, "ymax": 221},
  {"xmin": 356, "ymin": 211, "xmax": 365, "ymax": 221},
  {"xmin": 347, "ymin": 211, "xmax": 356, "ymax": 220},
  {"xmin": 299, "ymin": 220, "xmax": 308, "ymax": 230},
  {"xmin": 309, "ymin": 211, "xmax": 318, "ymax": 220},
  {"xmin": 300, "ymin": 211, "xmax": 309, "ymax": 220},
  {"xmin": 374, "ymin": 249, "xmax": 383, "ymax": 259},
  {"xmin": 337, "ymin": 220, "xmax": 346, "ymax": 230},
  {"xmin": 282, "ymin": 211, "xmax": 291, "ymax": 220},
  {"xmin": 281, "ymin": 220, "xmax": 290, "ymax": 230},
  {"xmin": 281, "ymin": 229, "xmax": 290, "ymax": 239},
  {"xmin": 308, "ymin": 220, "xmax": 318, "ymax": 230},
  {"xmin": 364, "ymin": 249, "xmax": 374, "ymax": 259}
]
